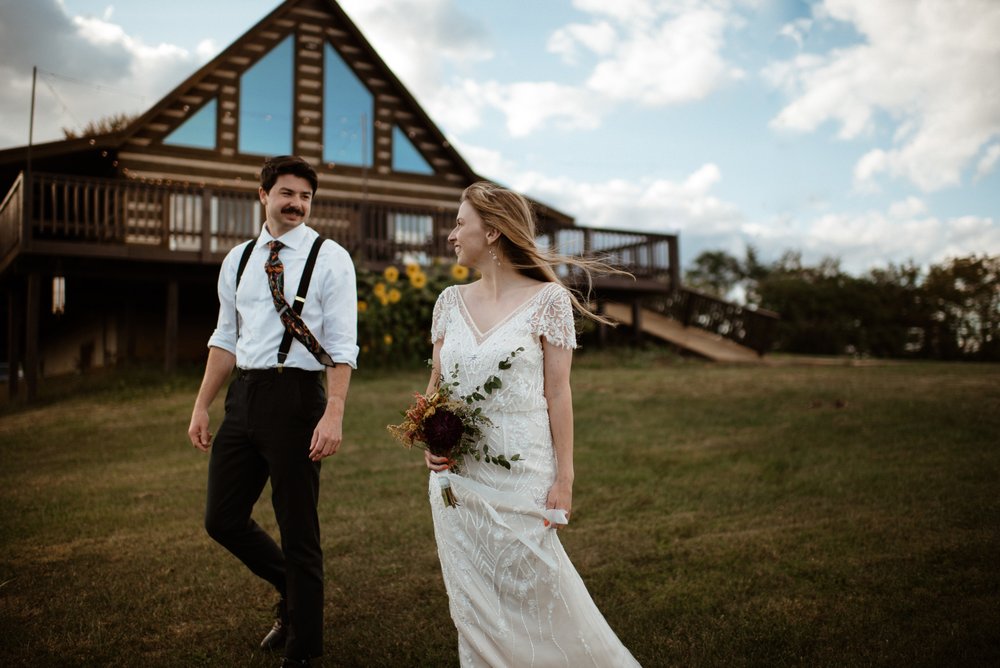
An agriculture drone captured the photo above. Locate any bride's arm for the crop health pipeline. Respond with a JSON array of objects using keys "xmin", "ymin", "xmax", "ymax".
[
  {"xmin": 543, "ymin": 339, "xmax": 575, "ymax": 523},
  {"xmin": 424, "ymin": 338, "xmax": 443, "ymax": 395},
  {"xmin": 424, "ymin": 338, "xmax": 451, "ymax": 472}
]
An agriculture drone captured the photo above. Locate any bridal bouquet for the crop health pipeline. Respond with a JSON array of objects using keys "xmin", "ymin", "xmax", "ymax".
[{"xmin": 388, "ymin": 347, "xmax": 525, "ymax": 506}]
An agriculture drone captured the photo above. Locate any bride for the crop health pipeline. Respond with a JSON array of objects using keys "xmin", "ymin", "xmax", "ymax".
[{"xmin": 423, "ymin": 182, "xmax": 641, "ymax": 667}]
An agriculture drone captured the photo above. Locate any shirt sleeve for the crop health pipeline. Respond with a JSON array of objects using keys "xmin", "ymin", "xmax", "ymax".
[
  {"xmin": 206, "ymin": 243, "xmax": 244, "ymax": 354},
  {"xmin": 430, "ymin": 286, "xmax": 452, "ymax": 344},
  {"xmin": 317, "ymin": 242, "xmax": 360, "ymax": 368},
  {"xmin": 533, "ymin": 284, "xmax": 578, "ymax": 350}
]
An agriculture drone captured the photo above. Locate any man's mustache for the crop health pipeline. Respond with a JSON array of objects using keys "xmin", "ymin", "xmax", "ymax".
[{"xmin": 281, "ymin": 206, "xmax": 305, "ymax": 216}]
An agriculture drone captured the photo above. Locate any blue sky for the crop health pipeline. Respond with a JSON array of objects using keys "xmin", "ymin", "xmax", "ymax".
[{"xmin": 0, "ymin": 0, "xmax": 997, "ymax": 274}]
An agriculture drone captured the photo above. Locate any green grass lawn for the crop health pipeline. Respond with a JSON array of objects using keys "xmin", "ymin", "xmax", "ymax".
[{"xmin": 1, "ymin": 353, "xmax": 998, "ymax": 667}]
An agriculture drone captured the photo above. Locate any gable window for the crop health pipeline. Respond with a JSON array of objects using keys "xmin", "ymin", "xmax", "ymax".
[
  {"xmin": 392, "ymin": 126, "xmax": 434, "ymax": 175},
  {"xmin": 323, "ymin": 43, "xmax": 373, "ymax": 167},
  {"xmin": 240, "ymin": 35, "xmax": 294, "ymax": 156},
  {"xmin": 164, "ymin": 99, "xmax": 217, "ymax": 149}
]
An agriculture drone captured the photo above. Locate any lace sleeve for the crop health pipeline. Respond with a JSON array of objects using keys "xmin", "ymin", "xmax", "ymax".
[
  {"xmin": 532, "ymin": 284, "xmax": 578, "ymax": 349},
  {"xmin": 430, "ymin": 286, "xmax": 454, "ymax": 344}
]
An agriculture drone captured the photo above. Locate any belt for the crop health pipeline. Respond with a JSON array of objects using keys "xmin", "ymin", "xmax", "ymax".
[{"xmin": 235, "ymin": 367, "xmax": 322, "ymax": 381}]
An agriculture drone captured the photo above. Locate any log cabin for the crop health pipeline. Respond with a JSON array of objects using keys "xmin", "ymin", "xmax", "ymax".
[{"xmin": 0, "ymin": 0, "xmax": 775, "ymax": 400}]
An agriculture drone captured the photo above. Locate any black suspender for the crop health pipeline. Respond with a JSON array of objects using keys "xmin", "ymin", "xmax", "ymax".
[
  {"xmin": 233, "ymin": 236, "xmax": 328, "ymax": 367},
  {"xmin": 234, "ymin": 240, "xmax": 255, "ymax": 341},
  {"xmin": 236, "ymin": 239, "xmax": 256, "ymax": 287},
  {"xmin": 277, "ymin": 236, "xmax": 326, "ymax": 366}
]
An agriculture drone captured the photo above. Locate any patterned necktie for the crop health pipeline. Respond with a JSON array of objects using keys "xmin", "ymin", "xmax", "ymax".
[{"xmin": 265, "ymin": 240, "xmax": 335, "ymax": 367}]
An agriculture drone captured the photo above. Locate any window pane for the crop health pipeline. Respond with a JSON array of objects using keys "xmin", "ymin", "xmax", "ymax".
[
  {"xmin": 392, "ymin": 126, "xmax": 434, "ymax": 174},
  {"xmin": 164, "ymin": 99, "xmax": 217, "ymax": 149},
  {"xmin": 240, "ymin": 36, "xmax": 293, "ymax": 156},
  {"xmin": 324, "ymin": 43, "xmax": 373, "ymax": 166}
]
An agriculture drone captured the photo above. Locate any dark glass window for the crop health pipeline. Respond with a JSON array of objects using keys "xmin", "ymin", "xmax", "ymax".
[
  {"xmin": 163, "ymin": 99, "xmax": 217, "ymax": 149},
  {"xmin": 393, "ymin": 126, "xmax": 434, "ymax": 174},
  {"xmin": 323, "ymin": 43, "xmax": 373, "ymax": 166},
  {"xmin": 239, "ymin": 35, "xmax": 294, "ymax": 156}
]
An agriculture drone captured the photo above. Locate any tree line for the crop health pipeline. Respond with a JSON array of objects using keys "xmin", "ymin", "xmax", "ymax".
[{"xmin": 684, "ymin": 249, "xmax": 1000, "ymax": 361}]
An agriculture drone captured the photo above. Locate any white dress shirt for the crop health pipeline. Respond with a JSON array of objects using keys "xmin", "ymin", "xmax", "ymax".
[{"xmin": 208, "ymin": 223, "xmax": 359, "ymax": 369}]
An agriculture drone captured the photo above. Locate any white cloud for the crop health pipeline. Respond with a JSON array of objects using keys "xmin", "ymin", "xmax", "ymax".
[
  {"xmin": 419, "ymin": 1, "xmax": 746, "ymax": 139},
  {"xmin": 547, "ymin": 21, "xmax": 617, "ymax": 64},
  {"xmin": 888, "ymin": 196, "xmax": 927, "ymax": 219},
  {"xmin": 743, "ymin": 204, "xmax": 1000, "ymax": 274},
  {"xmin": 767, "ymin": 0, "xmax": 1000, "ymax": 192},
  {"xmin": 0, "ymin": 0, "xmax": 202, "ymax": 147},
  {"xmin": 337, "ymin": 0, "xmax": 492, "ymax": 100},
  {"xmin": 777, "ymin": 18, "xmax": 812, "ymax": 48},
  {"xmin": 510, "ymin": 164, "xmax": 744, "ymax": 239},
  {"xmin": 977, "ymin": 143, "xmax": 1000, "ymax": 179},
  {"xmin": 564, "ymin": 5, "xmax": 743, "ymax": 107},
  {"xmin": 481, "ymin": 81, "xmax": 605, "ymax": 137}
]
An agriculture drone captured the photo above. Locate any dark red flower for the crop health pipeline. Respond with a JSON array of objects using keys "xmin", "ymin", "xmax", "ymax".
[{"xmin": 423, "ymin": 408, "xmax": 465, "ymax": 457}]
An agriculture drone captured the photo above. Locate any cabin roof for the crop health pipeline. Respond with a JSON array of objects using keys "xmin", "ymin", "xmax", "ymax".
[{"xmin": 0, "ymin": 0, "xmax": 575, "ymax": 226}]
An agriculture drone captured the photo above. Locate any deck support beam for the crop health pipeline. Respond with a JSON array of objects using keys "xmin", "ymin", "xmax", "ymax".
[
  {"xmin": 165, "ymin": 278, "xmax": 178, "ymax": 374},
  {"xmin": 25, "ymin": 272, "xmax": 39, "ymax": 400}
]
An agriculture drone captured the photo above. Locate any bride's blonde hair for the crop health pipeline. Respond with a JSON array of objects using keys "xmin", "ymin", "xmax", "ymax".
[{"xmin": 461, "ymin": 181, "xmax": 629, "ymax": 325}]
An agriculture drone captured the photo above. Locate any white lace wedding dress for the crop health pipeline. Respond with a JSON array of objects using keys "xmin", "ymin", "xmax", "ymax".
[{"xmin": 428, "ymin": 282, "xmax": 641, "ymax": 667}]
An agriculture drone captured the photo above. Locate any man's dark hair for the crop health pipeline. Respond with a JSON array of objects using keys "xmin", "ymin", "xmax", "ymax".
[{"xmin": 260, "ymin": 155, "xmax": 319, "ymax": 195}]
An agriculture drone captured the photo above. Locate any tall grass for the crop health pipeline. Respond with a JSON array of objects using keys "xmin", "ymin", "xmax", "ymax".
[{"xmin": 1, "ymin": 354, "xmax": 998, "ymax": 666}]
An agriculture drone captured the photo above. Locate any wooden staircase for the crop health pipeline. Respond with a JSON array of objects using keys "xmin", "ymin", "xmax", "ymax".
[{"xmin": 602, "ymin": 300, "xmax": 767, "ymax": 363}]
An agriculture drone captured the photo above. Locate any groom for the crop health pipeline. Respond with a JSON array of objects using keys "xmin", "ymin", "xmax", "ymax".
[{"xmin": 187, "ymin": 155, "xmax": 358, "ymax": 666}]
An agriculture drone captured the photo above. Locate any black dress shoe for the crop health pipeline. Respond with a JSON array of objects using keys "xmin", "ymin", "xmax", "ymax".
[{"xmin": 260, "ymin": 599, "xmax": 288, "ymax": 651}]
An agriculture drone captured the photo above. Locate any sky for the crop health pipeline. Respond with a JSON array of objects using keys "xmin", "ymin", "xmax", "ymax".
[{"xmin": 0, "ymin": 0, "xmax": 998, "ymax": 274}]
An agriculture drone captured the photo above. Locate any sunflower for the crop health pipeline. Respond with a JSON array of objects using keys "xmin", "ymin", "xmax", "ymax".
[
  {"xmin": 383, "ymin": 266, "xmax": 400, "ymax": 283},
  {"xmin": 357, "ymin": 300, "xmax": 368, "ymax": 313},
  {"xmin": 410, "ymin": 271, "xmax": 427, "ymax": 289},
  {"xmin": 405, "ymin": 262, "xmax": 421, "ymax": 277},
  {"xmin": 450, "ymin": 264, "xmax": 469, "ymax": 281},
  {"xmin": 387, "ymin": 288, "xmax": 402, "ymax": 304},
  {"xmin": 373, "ymin": 282, "xmax": 387, "ymax": 297},
  {"xmin": 383, "ymin": 333, "xmax": 394, "ymax": 346}
]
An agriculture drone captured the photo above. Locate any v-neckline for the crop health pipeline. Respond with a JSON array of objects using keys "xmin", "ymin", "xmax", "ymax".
[{"xmin": 456, "ymin": 283, "xmax": 553, "ymax": 345}]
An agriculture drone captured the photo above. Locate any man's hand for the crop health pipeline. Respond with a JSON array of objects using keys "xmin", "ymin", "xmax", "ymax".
[
  {"xmin": 188, "ymin": 408, "xmax": 213, "ymax": 452},
  {"xmin": 309, "ymin": 405, "xmax": 343, "ymax": 461}
]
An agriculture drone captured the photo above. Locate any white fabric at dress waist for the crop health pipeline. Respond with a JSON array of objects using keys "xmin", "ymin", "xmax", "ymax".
[{"xmin": 431, "ymin": 471, "xmax": 568, "ymax": 569}]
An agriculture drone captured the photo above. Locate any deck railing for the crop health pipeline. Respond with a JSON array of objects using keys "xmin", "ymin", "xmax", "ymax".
[
  {"xmin": 1, "ymin": 172, "xmax": 681, "ymax": 280},
  {"xmin": 652, "ymin": 286, "xmax": 780, "ymax": 355},
  {"xmin": 3, "ymin": 171, "xmax": 460, "ymax": 263},
  {"xmin": 0, "ymin": 171, "xmax": 23, "ymax": 262},
  {"xmin": 0, "ymin": 171, "xmax": 776, "ymax": 352},
  {"xmin": 546, "ymin": 226, "xmax": 679, "ymax": 284}
]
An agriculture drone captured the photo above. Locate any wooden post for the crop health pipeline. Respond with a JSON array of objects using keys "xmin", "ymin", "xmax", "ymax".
[
  {"xmin": 165, "ymin": 278, "xmax": 178, "ymax": 374},
  {"xmin": 596, "ymin": 299, "xmax": 607, "ymax": 349},
  {"xmin": 25, "ymin": 272, "xmax": 39, "ymax": 400},
  {"xmin": 631, "ymin": 298, "xmax": 643, "ymax": 346},
  {"xmin": 668, "ymin": 235, "xmax": 680, "ymax": 293},
  {"xmin": 200, "ymin": 187, "xmax": 213, "ymax": 260},
  {"xmin": 7, "ymin": 282, "xmax": 21, "ymax": 399}
]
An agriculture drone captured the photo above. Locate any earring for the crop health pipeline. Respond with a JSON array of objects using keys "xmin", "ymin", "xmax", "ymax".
[{"xmin": 489, "ymin": 246, "xmax": 501, "ymax": 267}]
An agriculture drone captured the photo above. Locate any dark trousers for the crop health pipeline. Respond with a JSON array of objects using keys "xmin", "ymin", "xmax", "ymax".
[{"xmin": 205, "ymin": 368, "xmax": 327, "ymax": 660}]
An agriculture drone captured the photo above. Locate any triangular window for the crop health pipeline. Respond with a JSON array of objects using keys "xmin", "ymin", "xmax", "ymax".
[
  {"xmin": 239, "ymin": 35, "xmax": 294, "ymax": 156},
  {"xmin": 392, "ymin": 125, "xmax": 434, "ymax": 175},
  {"xmin": 164, "ymin": 99, "xmax": 217, "ymax": 149},
  {"xmin": 323, "ymin": 44, "xmax": 373, "ymax": 167}
]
